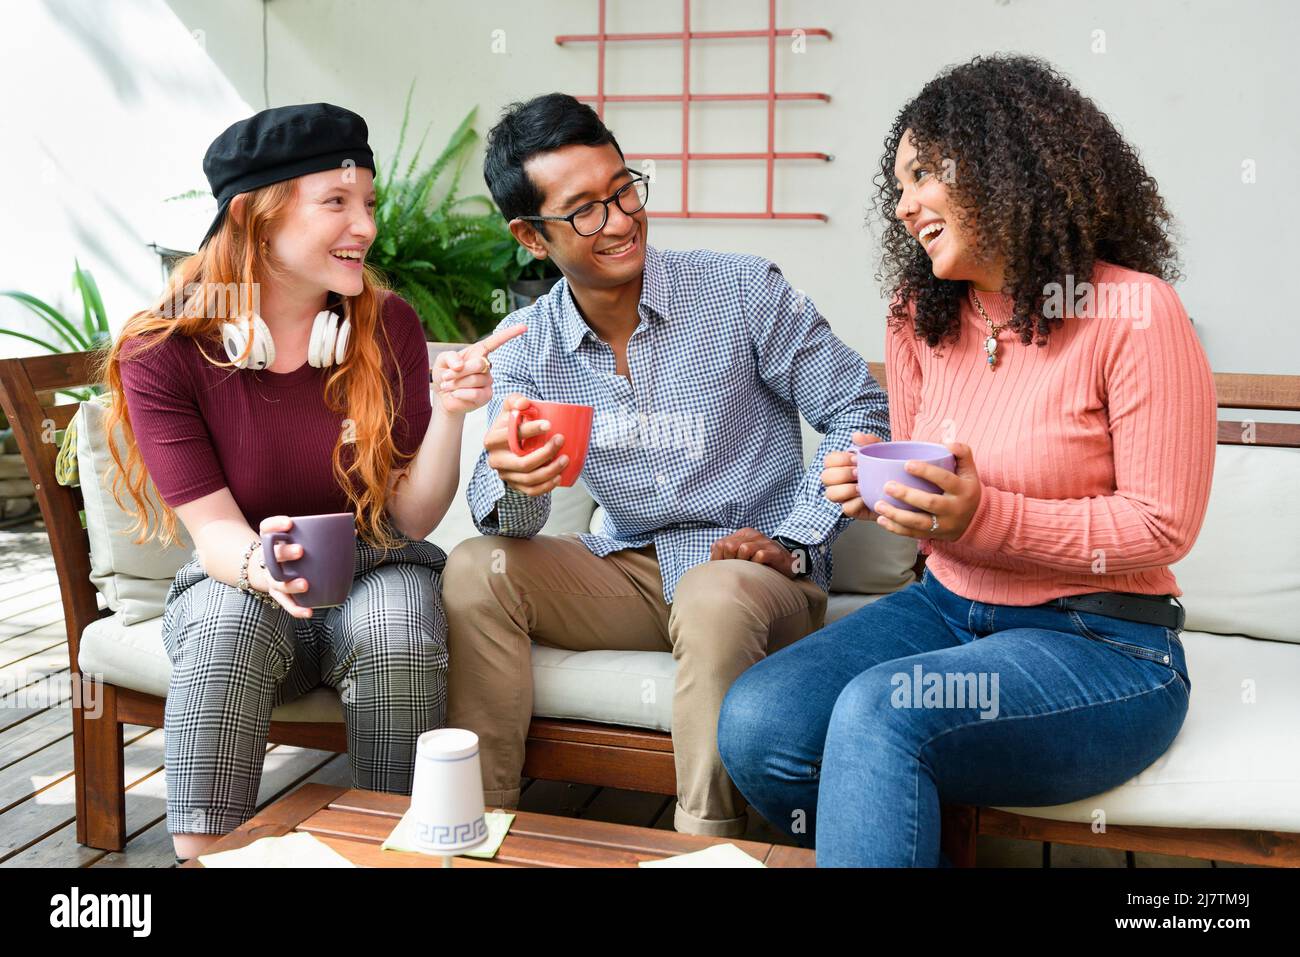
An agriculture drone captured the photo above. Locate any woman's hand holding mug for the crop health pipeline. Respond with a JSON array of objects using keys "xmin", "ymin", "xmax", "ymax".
[
  {"xmin": 872, "ymin": 443, "xmax": 983, "ymax": 542},
  {"xmin": 251, "ymin": 515, "xmax": 313, "ymax": 619},
  {"xmin": 824, "ymin": 435, "xmax": 982, "ymax": 541}
]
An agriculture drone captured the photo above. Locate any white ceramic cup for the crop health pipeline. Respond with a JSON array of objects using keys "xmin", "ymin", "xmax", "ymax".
[{"xmin": 409, "ymin": 728, "xmax": 488, "ymax": 854}]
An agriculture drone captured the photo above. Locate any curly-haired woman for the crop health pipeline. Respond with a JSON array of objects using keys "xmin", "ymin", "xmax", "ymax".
[
  {"xmin": 101, "ymin": 104, "xmax": 521, "ymax": 862},
  {"xmin": 717, "ymin": 56, "xmax": 1216, "ymax": 866}
]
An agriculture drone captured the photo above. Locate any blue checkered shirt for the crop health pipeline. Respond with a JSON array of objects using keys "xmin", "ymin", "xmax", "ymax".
[{"xmin": 466, "ymin": 244, "xmax": 890, "ymax": 602}]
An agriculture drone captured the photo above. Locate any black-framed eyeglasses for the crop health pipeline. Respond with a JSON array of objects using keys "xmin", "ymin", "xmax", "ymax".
[{"xmin": 516, "ymin": 170, "xmax": 650, "ymax": 237}]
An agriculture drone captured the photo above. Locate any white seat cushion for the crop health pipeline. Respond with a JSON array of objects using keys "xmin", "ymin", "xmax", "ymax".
[
  {"xmin": 82, "ymin": 618, "xmax": 1300, "ymax": 830},
  {"xmin": 826, "ymin": 592, "xmax": 882, "ymax": 623},
  {"xmin": 78, "ymin": 613, "xmax": 170, "ymax": 698},
  {"xmin": 528, "ymin": 594, "xmax": 886, "ymax": 730},
  {"xmin": 531, "ymin": 646, "xmax": 675, "ymax": 731},
  {"xmin": 994, "ymin": 630, "xmax": 1300, "ymax": 831},
  {"xmin": 80, "ymin": 593, "xmax": 887, "ymax": 733},
  {"xmin": 78, "ymin": 614, "xmax": 342, "ymax": 723}
]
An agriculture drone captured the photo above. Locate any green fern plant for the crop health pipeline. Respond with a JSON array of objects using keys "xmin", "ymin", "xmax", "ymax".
[
  {"xmin": 369, "ymin": 86, "xmax": 520, "ymax": 342},
  {"xmin": 1, "ymin": 259, "xmax": 109, "ymax": 401}
]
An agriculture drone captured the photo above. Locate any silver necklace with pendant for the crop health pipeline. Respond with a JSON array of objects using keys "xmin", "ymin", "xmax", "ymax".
[{"xmin": 970, "ymin": 289, "xmax": 1008, "ymax": 371}]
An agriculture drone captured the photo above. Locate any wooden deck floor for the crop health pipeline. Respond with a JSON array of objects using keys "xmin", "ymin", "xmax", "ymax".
[{"xmin": 0, "ymin": 523, "xmax": 1238, "ymax": 868}]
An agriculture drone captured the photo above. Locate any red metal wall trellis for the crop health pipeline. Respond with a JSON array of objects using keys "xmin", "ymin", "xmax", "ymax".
[{"xmin": 556, "ymin": 0, "xmax": 832, "ymax": 221}]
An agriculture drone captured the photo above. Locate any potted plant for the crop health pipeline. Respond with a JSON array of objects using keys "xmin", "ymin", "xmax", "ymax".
[
  {"xmin": 1, "ymin": 259, "xmax": 110, "ymax": 398},
  {"xmin": 0, "ymin": 260, "xmax": 110, "ymax": 520},
  {"xmin": 367, "ymin": 88, "xmax": 523, "ymax": 342},
  {"xmin": 506, "ymin": 246, "xmax": 563, "ymax": 313}
]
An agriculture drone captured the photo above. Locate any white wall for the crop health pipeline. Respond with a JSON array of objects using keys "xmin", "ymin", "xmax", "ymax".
[
  {"xmin": 6, "ymin": 0, "xmax": 1294, "ymax": 379},
  {"xmin": 160, "ymin": 0, "xmax": 1297, "ymax": 376},
  {"xmin": 0, "ymin": 0, "xmax": 250, "ymax": 358}
]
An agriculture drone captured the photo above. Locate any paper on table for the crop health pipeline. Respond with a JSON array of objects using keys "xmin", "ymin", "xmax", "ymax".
[
  {"xmin": 198, "ymin": 832, "xmax": 356, "ymax": 868},
  {"xmin": 381, "ymin": 809, "xmax": 514, "ymax": 859},
  {"xmin": 639, "ymin": 843, "xmax": 767, "ymax": 868}
]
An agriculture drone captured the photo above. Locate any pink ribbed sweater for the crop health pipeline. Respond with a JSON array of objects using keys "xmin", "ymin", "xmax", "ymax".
[{"xmin": 885, "ymin": 262, "xmax": 1217, "ymax": 606}]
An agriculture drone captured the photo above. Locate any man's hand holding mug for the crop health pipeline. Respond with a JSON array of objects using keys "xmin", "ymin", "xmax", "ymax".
[
  {"xmin": 821, "ymin": 431, "xmax": 883, "ymax": 521},
  {"xmin": 484, "ymin": 395, "xmax": 571, "ymax": 497}
]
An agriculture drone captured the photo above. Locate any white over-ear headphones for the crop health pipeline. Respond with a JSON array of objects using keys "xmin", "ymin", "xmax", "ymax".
[{"xmin": 221, "ymin": 302, "xmax": 352, "ymax": 371}]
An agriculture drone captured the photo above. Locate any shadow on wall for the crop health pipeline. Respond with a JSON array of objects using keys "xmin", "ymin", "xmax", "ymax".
[
  {"xmin": 49, "ymin": 0, "xmax": 229, "ymax": 106},
  {"xmin": 1, "ymin": 0, "xmax": 252, "ymax": 348}
]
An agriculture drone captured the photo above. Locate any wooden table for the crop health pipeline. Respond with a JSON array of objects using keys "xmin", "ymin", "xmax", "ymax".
[{"xmin": 184, "ymin": 784, "xmax": 816, "ymax": 867}]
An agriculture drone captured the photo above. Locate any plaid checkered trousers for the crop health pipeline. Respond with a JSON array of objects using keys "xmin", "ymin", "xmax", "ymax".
[{"xmin": 160, "ymin": 534, "xmax": 447, "ymax": 835}]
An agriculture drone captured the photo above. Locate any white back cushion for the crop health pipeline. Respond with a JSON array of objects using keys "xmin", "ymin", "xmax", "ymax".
[
  {"xmin": 76, "ymin": 399, "xmax": 195, "ymax": 624},
  {"xmin": 1172, "ymin": 444, "xmax": 1300, "ymax": 643},
  {"xmin": 827, "ymin": 519, "xmax": 918, "ymax": 594},
  {"xmin": 428, "ymin": 403, "xmax": 491, "ymax": 552}
]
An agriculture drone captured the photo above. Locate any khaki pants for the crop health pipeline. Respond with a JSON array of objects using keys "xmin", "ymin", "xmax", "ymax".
[{"xmin": 443, "ymin": 534, "xmax": 827, "ymax": 837}]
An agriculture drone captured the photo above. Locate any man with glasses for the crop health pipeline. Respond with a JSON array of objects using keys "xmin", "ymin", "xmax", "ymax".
[{"xmin": 442, "ymin": 93, "xmax": 888, "ymax": 837}]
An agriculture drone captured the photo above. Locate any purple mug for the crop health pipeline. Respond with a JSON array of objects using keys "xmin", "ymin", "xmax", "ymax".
[
  {"xmin": 856, "ymin": 442, "xmax": 957, "ymax": 514},
  {"xmin": 261, "ymin": 512, "xmax": 357, "ymax": 609}
]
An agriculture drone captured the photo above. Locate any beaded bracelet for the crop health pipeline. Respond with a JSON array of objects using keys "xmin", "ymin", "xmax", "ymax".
[{"xmin": 236, "ymin": 539, "xmax": 278, "ymax": 607}]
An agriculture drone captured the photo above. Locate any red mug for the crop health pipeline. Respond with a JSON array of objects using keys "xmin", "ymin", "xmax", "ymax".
[{"xmin": 507, "ymin": 400, "xmax": 594, "ymax": 487}]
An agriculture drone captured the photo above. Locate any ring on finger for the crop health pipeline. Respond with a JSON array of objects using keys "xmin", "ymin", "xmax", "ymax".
[{"xmin": 928, "ymin": 513, "xmax": 940, "ymax": 534}]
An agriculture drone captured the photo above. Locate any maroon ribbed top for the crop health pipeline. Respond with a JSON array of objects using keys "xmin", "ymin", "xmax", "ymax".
[{"xmin": 118, "ymin": 293, "xmax": 431, "ymax": 528}]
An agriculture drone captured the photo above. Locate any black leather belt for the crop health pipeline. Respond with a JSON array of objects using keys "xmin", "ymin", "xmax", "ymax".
[{"xmin": 1056, "ymin": 592, "xmax": 1185, "ymax": 631}]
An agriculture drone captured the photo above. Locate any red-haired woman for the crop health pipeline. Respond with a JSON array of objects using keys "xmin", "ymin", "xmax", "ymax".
[{"xmin": 102, "ymin": 105, "xmax": 520, "ymax": 863}]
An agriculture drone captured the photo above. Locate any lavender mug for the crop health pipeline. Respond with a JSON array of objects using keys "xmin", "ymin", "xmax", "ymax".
[
  {"xmin": 856, "ymin": 442, "xmax": 957, "ymax": 514},
  {"xmin": 261, "ymin": 512, "xmax": 357, "ymax": 608}
]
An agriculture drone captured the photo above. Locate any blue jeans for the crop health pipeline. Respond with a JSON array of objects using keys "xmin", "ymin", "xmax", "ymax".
[{"xmin": 717, "ymin": 570, "xmax": 1190, "ymax": 867}]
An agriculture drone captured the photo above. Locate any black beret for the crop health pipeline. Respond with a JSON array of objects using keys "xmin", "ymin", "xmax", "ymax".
[{"xmin": 199, "ymin": 102, "xmax": 376, "ymax": 248}]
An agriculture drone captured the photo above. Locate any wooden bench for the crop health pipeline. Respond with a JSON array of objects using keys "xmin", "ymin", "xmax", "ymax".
[{"xmin": 2, "ymin": 350, "xmax": 1298, "ymax": 865}]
